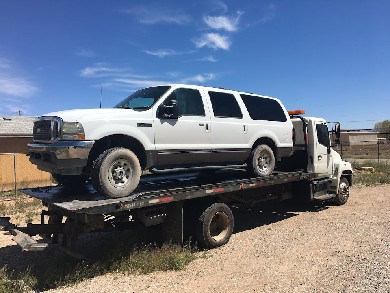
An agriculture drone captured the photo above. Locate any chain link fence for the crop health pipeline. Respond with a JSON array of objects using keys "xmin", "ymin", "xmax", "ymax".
[
  {"xmin": 0, "ymin": 153, "xmax": 51, "ymax": 193},
  {"xmin": 336, "ymin": 133, "xmax": 390, "ymax": 163}
]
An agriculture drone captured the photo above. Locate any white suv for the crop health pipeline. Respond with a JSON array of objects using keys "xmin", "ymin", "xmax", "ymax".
[{"xmin": 29, "ymin": 84, "xmax": 293, "ymax": 198}]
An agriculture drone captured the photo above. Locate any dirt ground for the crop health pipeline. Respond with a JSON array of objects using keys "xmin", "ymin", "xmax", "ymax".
[{"xmin": 1, "ymin": 184, "xmax": 389, "ymax": 292}]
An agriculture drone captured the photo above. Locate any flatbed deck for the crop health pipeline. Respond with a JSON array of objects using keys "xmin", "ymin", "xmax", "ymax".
[{"xmin": 22, "ymin": 170, "xmax": 316, "ymax": 215}]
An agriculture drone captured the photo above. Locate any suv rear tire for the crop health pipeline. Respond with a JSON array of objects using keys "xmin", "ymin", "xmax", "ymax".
[
  {"xmin": 247, "ymin": 144, "xmax": 275, "ymax": 177},
  {"xmin": 91, "ymin": 147, "xmax": 141, "ymax": 198}
]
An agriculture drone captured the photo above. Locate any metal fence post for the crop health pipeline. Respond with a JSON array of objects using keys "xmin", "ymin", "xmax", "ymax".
[
  {"xmin": 13, "ymin": 153, "xmax": 17, "ymax": 195},
  {"xmin": 377, "ymin": 141, "xmax": 380, "ymax": 163}
]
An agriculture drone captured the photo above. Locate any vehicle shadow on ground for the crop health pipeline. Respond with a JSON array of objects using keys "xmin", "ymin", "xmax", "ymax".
[
  {"xmin": 0, "ymin": 228, "xmax": 167, "ymax": 291},
  {"xmin": 232, "ymin": 200, "xmax": 329, "ymax": 234},
  {"xmin": 0, "ymin": 200, "xmax": 330, "ymax": 291}
]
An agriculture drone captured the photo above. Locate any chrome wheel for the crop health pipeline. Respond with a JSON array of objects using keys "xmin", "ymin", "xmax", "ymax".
[
  {"xmin": 108, "ymin": 158, "xmax": 133, "ymax": 188},
  {"xmin": 257, "ymin": 150, "xmax": 272, "ymax": 174},
  {"xmin": 339, "ymin": 180, "xmax": 349, "ymax": 202},
  {"xmin": 250, "ymin": 144, "xmax": 275, "ymax": 176},
  {"xmin": 334, "ymin": 178, "xmax": 350, "ymax": 205}
]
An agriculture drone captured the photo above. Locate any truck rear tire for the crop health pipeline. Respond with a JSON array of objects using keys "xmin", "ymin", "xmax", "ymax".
[
  {"xmin": 195, "ymin": 202, "xmax": 234, "ymax": 249},
  {"xmin": 334, "ymin": 177, "xmax": 350, "ymax": 205},
  {"xmin": 248, "ymin": 144, "xmax": 275, "ymax": 177},
  {"xmin": 91, "ymin": 148, "xmax": 141, "ymax": 198}
]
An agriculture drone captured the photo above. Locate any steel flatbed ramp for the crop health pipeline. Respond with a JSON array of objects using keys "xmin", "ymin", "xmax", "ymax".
[{"xmin": 22, "ymin": 170, "xmax": 315, "ymax": 215}]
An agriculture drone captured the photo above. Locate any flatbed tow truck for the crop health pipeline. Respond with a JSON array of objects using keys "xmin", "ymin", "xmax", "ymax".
[{"xmin": 0, "ymin": 112, "xmax": 353, "ymax": 253}]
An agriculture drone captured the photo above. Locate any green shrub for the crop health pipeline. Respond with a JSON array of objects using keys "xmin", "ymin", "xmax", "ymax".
[{"xmin": 352, "ymin": 161, "xmax": 390, "ymax": 186}]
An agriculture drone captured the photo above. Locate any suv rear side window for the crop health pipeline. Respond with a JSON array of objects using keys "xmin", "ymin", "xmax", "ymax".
[
  {"xmin": 165, "ymin": 88, "xmax": 205, "ymax": 116},
  {"xmin": 240, "ymin": 94, "xmax": 287, "ymax": 122},
  {"xmin": 208, "ymin": 91, "xmax": 243, "ymax": 118}
]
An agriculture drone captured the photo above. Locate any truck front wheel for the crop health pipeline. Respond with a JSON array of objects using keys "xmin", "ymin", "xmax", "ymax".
[
  {"xmin": 91, "ymin": 148, "xmax": 141, "ymax": 198},
  {"xmin": 334, "ymin": 177, "xmax": 350, "ymax": 205},
  {"xmin": 248, "ymin": 144, "xmax": 275, "ymax": 177},
  {"xmin": 195, "ymin": 203, "xmax": 234, "ymax": 249}
]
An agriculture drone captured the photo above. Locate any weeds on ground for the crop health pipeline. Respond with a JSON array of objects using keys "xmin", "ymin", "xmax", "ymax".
[
  {"xmin": 352, "ymin": 161, "xmax": 390, "ymax": 186},
  {"xmin": 0, "ymin": 267, "xmax": 35, "ymax": 293},
  {"xmin": 0, "ymin": 240, "xmax": 197, "ymax": 292}
]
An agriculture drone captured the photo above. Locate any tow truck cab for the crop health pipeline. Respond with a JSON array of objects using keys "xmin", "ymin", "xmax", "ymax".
[{"xmin": 286, "ymin": 110, "xmax": 352, "ymax": 195}]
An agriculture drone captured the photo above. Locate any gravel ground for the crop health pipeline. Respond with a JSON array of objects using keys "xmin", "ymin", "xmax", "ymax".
[{"xmin": 2, "ymin": 184, "xmax": 390, "ymax": 292}]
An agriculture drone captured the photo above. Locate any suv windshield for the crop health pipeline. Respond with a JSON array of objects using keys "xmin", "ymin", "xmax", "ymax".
[{"xmin": 114, "ymin": 86, "xmax": 170, "ymax": 110}]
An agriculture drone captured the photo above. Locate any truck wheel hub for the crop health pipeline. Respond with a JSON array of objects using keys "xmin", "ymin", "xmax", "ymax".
[{"xmin": 109, "ymin": 159, "xmax": 132, "ymax": 186}]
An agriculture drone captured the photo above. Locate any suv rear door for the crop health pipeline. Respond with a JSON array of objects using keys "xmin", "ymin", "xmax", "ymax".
[{"xmin": 207, "ymin": 90, "xmax": 250, "ymax": 163}]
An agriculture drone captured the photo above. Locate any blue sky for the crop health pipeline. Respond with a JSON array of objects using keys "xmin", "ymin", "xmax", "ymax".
[{"xmin": 0, "ymin": 0, "xmax": 389, "ymax": 129}]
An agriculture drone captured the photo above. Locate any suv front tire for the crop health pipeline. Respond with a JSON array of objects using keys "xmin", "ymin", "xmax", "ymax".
[{"xmin": 91, "ymin": 147, "xmax": 141, "ymax": 198}]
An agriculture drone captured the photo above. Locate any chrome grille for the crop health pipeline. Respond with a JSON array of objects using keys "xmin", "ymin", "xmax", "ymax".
[{"xmin": 33, "ymin": 118, "xmax": 59, "ymax": 142}]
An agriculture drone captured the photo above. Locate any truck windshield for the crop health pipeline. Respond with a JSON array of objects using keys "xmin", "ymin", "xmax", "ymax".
[{"xmin": 114, "ymin": 86, "xmax": 170, "ymax": 111}]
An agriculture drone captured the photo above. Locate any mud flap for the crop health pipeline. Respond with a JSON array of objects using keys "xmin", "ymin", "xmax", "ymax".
[{"xmin": 162, "ymin": 201, "xmax": 183, "ymax": 245}]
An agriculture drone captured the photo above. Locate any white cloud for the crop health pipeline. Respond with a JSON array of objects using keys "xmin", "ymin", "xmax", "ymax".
[
  {"xmin": 0, "ymin": 58, "xmax": 38, "ymax": 115},
  {"xmin": 113, "ymin": 78, "xmax": 167, "ymax": 89},
  {"xmin": 4, "ymin": 103, "xmax": 31, "ymax": 115},
  {"xmin": 200, "ymin": 55, "xmax": 217, "ymax": 62},
  {"xmin": 80, "ymin": 63, "xmax": 128, "ymax": 77},
  {"xmin": 189, "ymin": 56, "xmax": 217, "ymax": 63},
  {"xmin": 0, "ymin": 76, "xmax": 38, "ymax": 97},
  {"xmin": 203, "ymin": 11, "xmax": 244, "ymax": 32},
  {"xmin": 193, "ymin": 33, "xmax": 231, "ymax": 50},
  {"xmin": 123, "ymin": 7, "xmax": 190, "ymax": 25},
  {"xmin": 144, "ymin": 49, "xmax": 177, "ymax": 58},
  {"xmin": 181, "ymin": 73, "xmax": 216, "ymax": 84},
  {"xmin": 247, "ymin": 3, "xmax": 276, "ymax": 27},
  {"xmin": 211, "ymin": 1, "xmax": 228, "ymax": 14},
  {"xmin": 260, "ymin": 3, "xmax": 276, "ymax": 23},
  {"xmin": 75, "ymin": 49, "xmax": 96, "ymax": 58},
  {"xmin": 80, "ymin": 63, "xmax": 218, "ymax": 92}
]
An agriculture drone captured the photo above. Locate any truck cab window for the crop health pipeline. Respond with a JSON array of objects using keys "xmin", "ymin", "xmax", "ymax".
[
  {"xmin": 316, "ymin": 124, "xmax": 330, "ymax": 147},
  {"xmin": 165, "ymin": 88, "xmax": 205, "ymax": 116},
  {"xmin": 208, "ymin": 91, "xmax": 243, "ymax": 118}
]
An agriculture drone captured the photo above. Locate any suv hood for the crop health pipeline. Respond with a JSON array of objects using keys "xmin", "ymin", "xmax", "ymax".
[{"xmin": 44, "ymin": 108, "xmax": 147, "ymax": 122}]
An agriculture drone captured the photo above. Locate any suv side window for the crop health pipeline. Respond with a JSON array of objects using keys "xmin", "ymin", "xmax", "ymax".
[
  {"xmin": 240, "ymin": 94, "xmax": 287, "ymax": 122},
  {"xmin": 208, "ymin": 91, "xmax": 243, "ymax": 118},
  {"xmin": 316, "ymin": 124, "xmax": 330, "ymax": 147},
  {"xmin": 165, "ymin": 88, "xmax": 205, "ymax": 116}
]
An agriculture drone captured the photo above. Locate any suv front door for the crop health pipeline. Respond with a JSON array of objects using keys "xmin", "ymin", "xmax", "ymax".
[{"xmin": 154, "ymin": 87, "xmax": 212, "ymax": 167}]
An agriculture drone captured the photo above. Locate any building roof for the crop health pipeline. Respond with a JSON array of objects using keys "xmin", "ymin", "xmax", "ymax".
[{"xmin": 0, "ymin": 116, "xmax": 36, "ymax": 136}]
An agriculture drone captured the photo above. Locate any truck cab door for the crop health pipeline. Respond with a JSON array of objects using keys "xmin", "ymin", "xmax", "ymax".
[{"xmin": 313, "ymin": 123, "xmax": 333, "ymax": 175}]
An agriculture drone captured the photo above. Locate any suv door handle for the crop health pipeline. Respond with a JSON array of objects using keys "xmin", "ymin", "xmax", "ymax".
[{"xmin": 318, "ymin": 155, "xmax": 322, "ymax": 160}]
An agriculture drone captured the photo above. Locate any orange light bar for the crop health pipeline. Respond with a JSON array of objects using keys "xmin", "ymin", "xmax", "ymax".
[{"xmin": 288, "ymin": 109, "xmax": 305, "ymax": 115}]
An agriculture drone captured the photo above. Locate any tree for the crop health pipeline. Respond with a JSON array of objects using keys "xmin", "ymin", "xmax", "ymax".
[{"xmin": 374, "ymin": 120, "xmax": 390, "ymax": 141}]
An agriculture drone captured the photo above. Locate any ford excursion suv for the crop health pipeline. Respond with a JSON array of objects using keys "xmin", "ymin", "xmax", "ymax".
[{"xmin": 28, "ymin": 84, "xmax": 293, "ymax": 198}]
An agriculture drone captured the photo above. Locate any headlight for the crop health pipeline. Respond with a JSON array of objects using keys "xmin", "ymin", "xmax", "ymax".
[{"xmin": 61, "ymin": 122, "xmax": 85, "ymax": 140}]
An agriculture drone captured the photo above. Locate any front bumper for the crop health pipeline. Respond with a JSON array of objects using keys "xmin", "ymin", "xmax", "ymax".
[{"xmin": 28, "ymin": 140, "xmax": 94, "ymax": 175}]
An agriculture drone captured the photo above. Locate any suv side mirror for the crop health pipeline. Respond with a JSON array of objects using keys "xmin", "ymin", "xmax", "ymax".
[{"xmin": 157, "ymin": 99, "xmax": 181, "ymax": 119}]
